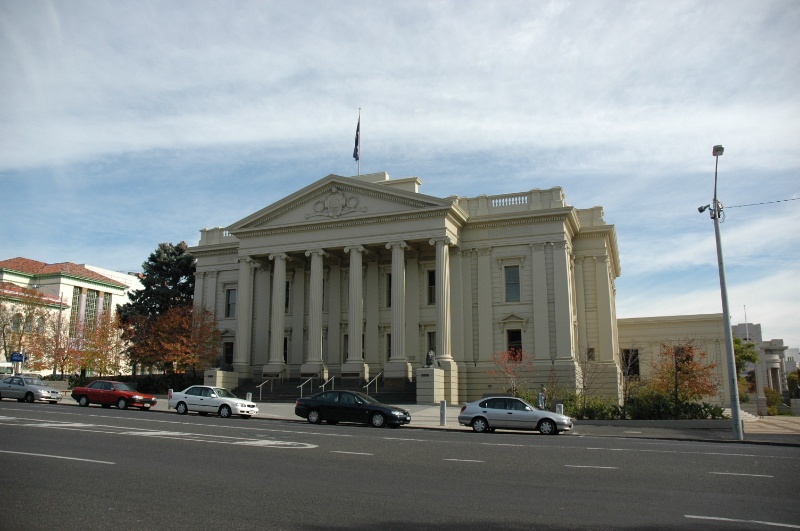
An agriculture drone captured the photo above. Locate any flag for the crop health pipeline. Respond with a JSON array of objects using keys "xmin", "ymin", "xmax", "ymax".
[{"xmin": 353, "ymin": 118, "xmax": 360, "ymax": 161}]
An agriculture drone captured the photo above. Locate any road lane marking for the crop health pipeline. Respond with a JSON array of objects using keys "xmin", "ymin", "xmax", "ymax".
[
  {"xmin": 710, "ymin": 472, "xmax": 774, "ymax": 478},
  {"xmin": 0, "ymin": 450, "xmax": 115, "ymax": 465},
  {"xmin": 331, "ymin": 451, "xmax": 373, "ymax": 455},
  {"xmin": 565, "ymin": 465, "xmax": 618, "ymax": 469},
  {"xmin": 686, "ymin": 515, "xmax": 800, "ymax": 528},
  {"xmin": 444, "ymin": 459, "xmax": 484, "ymax": 463}
]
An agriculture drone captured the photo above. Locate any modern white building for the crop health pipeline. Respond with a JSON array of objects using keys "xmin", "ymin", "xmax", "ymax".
[{"xmin": 189, "ymin": 171, "xmax": 637, "ymax": 404}]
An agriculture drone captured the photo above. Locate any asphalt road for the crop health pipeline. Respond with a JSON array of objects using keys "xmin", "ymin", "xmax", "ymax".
[{"xmin": 1, "ymin": 401, "xmax": 798, "ymax": 530}]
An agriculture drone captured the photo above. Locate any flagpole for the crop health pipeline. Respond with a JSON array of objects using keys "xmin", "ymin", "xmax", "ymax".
[{"xmin": 357, "ymin": 108, "xmax": 361, "ymax": 176}]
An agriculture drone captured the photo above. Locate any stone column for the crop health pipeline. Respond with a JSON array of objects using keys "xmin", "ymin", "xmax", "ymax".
[
  {"xmin": 264, "ymin": 253, "xmax": 288, "ymax": 377},
  {"xmin": 477, "ymin": 248, "xmax": 493, "ymax": 361},
  {"xmin": 194, "ymin": 271, "xmax": 206, "ymax": 310},
  {"xmin": 552, "ymin": 241, "xmax": 574, "ymax": 360},
  {"xmin": 385, "ymin": 241, "xmax": 411, "ymax": 380},
  {"xmin": 530, "ymin": 243, "xmax": 551, "ymax": 360},
  {"xmin": 342, "ymin": 245, "xmax": 368, "ymax": 379},
  {"xmin": 233, "ymin": 257, "xmax": 255, "ymax": 373},
  {"xmin": 77, "ymin": 287, "xmax": 87, "ymax": 335},
  {"xmin": 574, "ymin": 257, "xmax": 586, "ymax": 354},
  {"xmin": 301, "ymin": 249, "xmax": 327, "ymax": 377},
  {"xmin": 430, "ymin": 237, "xmax": 457, "ymax": 403}
]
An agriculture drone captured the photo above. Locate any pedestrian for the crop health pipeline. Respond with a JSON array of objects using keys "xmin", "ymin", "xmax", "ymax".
[{"xmin": 537, "ymin": 387, "xmax": 547, "ymax": 410}]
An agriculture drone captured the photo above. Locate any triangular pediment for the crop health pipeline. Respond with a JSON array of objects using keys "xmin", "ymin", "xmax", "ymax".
[
  {"xmin": 228, "ymin": 173, "xmax": 454, "ymax": 233},
  {"xmin": 499, "ymin": 313, "xmax": 527, "ymax": 325}
]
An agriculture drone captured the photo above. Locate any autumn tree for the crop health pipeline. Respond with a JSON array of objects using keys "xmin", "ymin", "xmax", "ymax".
[
  {"xmin": 148, "ymin": 306, "xmax": 221, "ymax": 378},
  {"xmin": 488, "ymin": 349, "xmax": 536, "ymax": 397},
  {"xmin": 650, "ymin": 340, "xmax": 719, "ymax": 416},
  {"xmin": 733, "ymin": 337, "xmax": 759, "ymax": 396},
  {"xmin": 0, "ymin": 285, "xmax": 51, "ymax": 365},
  {"xmin": 81, "ymin": 312, "xmax": 127, "ymax": 377}
]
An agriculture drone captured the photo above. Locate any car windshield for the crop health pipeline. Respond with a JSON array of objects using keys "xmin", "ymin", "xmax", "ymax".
[
  {"xmin": 23, "ymin": 377, "xmax": 45, "ymax": 386},
  {"xmin": 114, "ymin": 382, "xmax": 134, "ymax": 391},
  {"xmin": 214, "ymin": 388, "xmax": 238, "ymax": 398}
]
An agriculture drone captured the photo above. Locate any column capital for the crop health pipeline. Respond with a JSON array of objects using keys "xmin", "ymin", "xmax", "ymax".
[
  {"xmin": 304, "ymin": 249, "xmax": 327, "ymax": 258},
  {"xmin": 385, "ymin": 241, "xmax": 408, "ymax": 250},
  {"xmin": 429, "ymin": 237, "xmax": 453, "ymax": 247},
  {"xmin": 268, "ymin": 252, "xmax": 290, "ymax": 262},
  {"xmin": 344, "ymin": 245, "xmax": 367, "ymax": 254}
]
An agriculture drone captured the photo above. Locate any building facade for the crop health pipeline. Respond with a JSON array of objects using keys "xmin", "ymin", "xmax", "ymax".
[
  {"xmin": 0, "ymin": 257, "xmax": 140, "ymax": 370},
  {"xmin": 189, "ymin": 172, "xmax": 622, "ymax": 403}
]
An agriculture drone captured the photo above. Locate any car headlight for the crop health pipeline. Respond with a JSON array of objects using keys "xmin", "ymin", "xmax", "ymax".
[
  {"xmin": 132, "ymin": 395, "xmax": 144, "ymax": 400},
  {"xmin": 236, "ymin": 402, "xmax": 247, "ymax": 408},
  {"xmin": 391, "ymin": 410, "xmax": 406, "ymax": 416}
]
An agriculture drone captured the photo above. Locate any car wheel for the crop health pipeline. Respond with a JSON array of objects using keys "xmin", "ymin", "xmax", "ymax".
[
  {"xmin": 117, "ymin": 398, "xmax": 128, "ymax": 410},
  {"xmin": 471, "ymin": 417, "xmax": 490, "ymax": 433},
  {"xmin": 370, "ymin": 412, "xmax": 386, "ymax": 428},
  {"xmin": 538, "ymin": 419, "xmax": 557, "ymax": 435},
  {"xmin": 176, "ymin": 402, "xmax": 188, "ymax": 415},
  {"xmin": 307, "ymin": 409, "xmax": 322, "ymax": 424},
  {"xmin": 24, "ymin": 393, "xmax": 34, "ymax": 403},
  {"xmin": 78, "ymin": 395, "xmax": 90, "ymax": 407},
  {"xmin": 218, "ymin": 404, "xmax": 232, "ymax": 418}
]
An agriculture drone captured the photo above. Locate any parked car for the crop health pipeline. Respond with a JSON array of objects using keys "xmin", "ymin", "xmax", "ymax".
[
  {"xmin": 295, "ymin": 390, "xmax": 411, "ymax": 428},
  {"xmin": 71, "ymin": 380, "xmax": 157, "ymax": 410},
  {"xmin": 0, "ymin": 375, "xmax": 62, "ymax": 404},
  {"xmin": 458, "ymin": 396, "xmax": 573, "ymax": 435},
  {"xmin": 168, "ymin": 385, "xmax": 258, "ymax": 418}
]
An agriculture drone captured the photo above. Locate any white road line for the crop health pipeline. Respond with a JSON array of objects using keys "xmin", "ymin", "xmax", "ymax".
[
  {"xmin": 565, "ymin": 465, "xmax": 618, "ymax": 469},
  {"xmin": 0, "ymin": 450, "xmax": 115, "ymax": 465},
  {"xmin": 686, "ymin": 515, "xmax": 800, "ymax": 528},
  {"xmin": 710, "ymin": 472, "xmax": 774, "ymax": 478},
  {"xmin": 623, "ymin": 431, "xmax": 642, "ymax": 434},
  {"xmin": 444, "ymin": 459, "xmax": 484, "ymax": 463},
  {"xmin": 588, "ymin": 447, "xmax": 624, "ymax": 451},
  {"xmin": 331, "ymin": 451, "xmax": 373, "ymax": 455},
  {"xmin": 383, "ymin": 437, "xmax": 426, "ymax": 441}
]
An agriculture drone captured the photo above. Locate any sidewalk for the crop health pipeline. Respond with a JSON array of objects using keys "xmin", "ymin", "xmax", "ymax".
[{"xmin": 136, "ymin": 396, "xmax": 800, "ymax": 446}]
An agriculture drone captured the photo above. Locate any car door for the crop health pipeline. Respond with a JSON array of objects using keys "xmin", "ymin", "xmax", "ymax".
[
  {"xmin": 180, "ymin": 386, "xmax": 202, "ymax": 411},
  {"xmin": 200, "ymin": 387, "xmax": 221, "ymax": 413},
  {"xmin": 336, "ymin": 391, "xmax": 364, "ymax": 423},
  {"xmin": 4, "ymin": 376, "xmax": 24, "ymax": 399},
  {"xmin": 481, "ymin": 398, "xmax": 511, "ymax": 429},
  {"xmin": 505, "ymin": 398, "xmax": 540, "ymax": 431},
  {"xmin": 313, "ymin": 391, "xmax": 341, "ymax": 421},
  {"xmin": 84, "ymin": 381, "xmax": 106, "ymax": 404}
]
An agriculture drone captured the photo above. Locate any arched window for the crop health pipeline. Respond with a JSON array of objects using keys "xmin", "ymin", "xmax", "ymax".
[{"xmin": 12, "ymin": 314, "xmax": 22, "ymax": 332}]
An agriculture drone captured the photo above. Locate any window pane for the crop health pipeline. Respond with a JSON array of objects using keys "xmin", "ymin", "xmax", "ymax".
[{"xmin": 505, "ymin": 266, "xmax": 520, "ymax": 302}]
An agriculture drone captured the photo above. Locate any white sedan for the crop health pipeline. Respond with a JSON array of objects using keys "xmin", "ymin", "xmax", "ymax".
[{"xmin": 168, "ymin": 385, "xmax": 259, "ymax": 419}]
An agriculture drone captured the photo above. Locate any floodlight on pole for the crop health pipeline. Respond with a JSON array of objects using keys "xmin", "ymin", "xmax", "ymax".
[{"xmin": 700, "ymin": 144, "xmax": 743, "ymax": 441}]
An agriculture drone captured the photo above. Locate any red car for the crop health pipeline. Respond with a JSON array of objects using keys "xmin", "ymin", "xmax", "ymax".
[{"xmin": 71, "ymin": 380, "xmax": 157, "ymax": 411}]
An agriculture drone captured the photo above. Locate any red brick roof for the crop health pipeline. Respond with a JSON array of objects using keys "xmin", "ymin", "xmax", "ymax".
[
  {"xmin": 0, "ymin": 257, "xmax": 127, "ymax": 289},
  {"xmin": 0, "ymin": 281, "xmax": 68, "ymax": 306}
]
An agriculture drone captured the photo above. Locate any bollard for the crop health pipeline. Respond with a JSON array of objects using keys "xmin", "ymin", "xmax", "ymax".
[
  {"xmin": 168, "ymin": 388, "xmax": 173, "ymax": 400},
  {"xmin": 556, "ymin": 403, "xmax": 564, "ymax": 415},
  {"xmin": 246, "ymin": 392, "xmax": 252, "ymax": 402},
  {"xmin": 440, "ymin": 400, "xmax": 447, "ymax": 426}
]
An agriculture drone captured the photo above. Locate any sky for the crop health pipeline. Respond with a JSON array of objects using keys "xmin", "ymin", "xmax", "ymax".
[{"xmin": 1, "ymin": 1, "xmax": 798, "ymax": 347}]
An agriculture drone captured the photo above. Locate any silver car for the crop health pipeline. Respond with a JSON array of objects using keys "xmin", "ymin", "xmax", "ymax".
[
  {"xmin": 0, "ymin": 375, "xmax": 63, "ymax": 404},
  {"xmin": 458, "ymin": 396, "xmax": 573, "ymax": 435}
]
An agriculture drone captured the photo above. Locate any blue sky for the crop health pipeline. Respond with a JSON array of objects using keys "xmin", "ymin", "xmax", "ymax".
[{"xmin": 1, "ymin": 1, "xmax": 798, "ymax": 346}]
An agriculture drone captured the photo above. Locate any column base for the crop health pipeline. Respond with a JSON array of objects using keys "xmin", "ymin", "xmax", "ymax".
[
  {"xmin": 384, "ymin": 360, "xmax": 412, "ymax": 381},
  {"xmin": 340, "ymin": 361, "xmax": 369, "ymax": 381},
  {"xmin": 300, "ymin": 361, "xmax": 328, "ymax": 380},
  {"xmin": 262, "ymin": 362, "xmax": 288, "ymax": 379},
  {"xmin": 435, "ymin": 358, "xmax": 459, "ymax": 404}
]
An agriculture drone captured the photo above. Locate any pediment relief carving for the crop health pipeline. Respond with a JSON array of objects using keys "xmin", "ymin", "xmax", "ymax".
[{"xmin": 305, "ymin": 186, "xmax": 367, "ymax": 220}]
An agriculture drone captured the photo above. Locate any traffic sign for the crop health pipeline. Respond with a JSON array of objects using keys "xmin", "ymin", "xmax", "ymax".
[{"xmin": 10, "ymin": 352, "xmax": 23, "ymax": 362}]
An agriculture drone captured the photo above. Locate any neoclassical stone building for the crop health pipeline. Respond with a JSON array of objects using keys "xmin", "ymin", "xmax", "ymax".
[{"xmin": 190, "ymin": 172, "xmax": 622, "ymax": 403}]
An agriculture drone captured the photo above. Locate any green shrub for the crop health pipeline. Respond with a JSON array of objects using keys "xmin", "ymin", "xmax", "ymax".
[{"xmin": 763, "ymin": 386, "xmax": 782, "ymax": 416}]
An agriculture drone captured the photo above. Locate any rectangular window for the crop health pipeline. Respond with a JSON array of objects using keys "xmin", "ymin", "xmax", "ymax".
[
  {"xmin": 507, "ymin": 329, "xmax": 522, "ymax": 353},
  {"xmin": 225, "ymin": 288, "xmax": 237, "ymax": 318},
  {"xmin": 386, "ymin": 273, "xmax": 392, "ymax": 308},
  {"xmin": 223, "ymin": 342, "xmax": 234, "ymax": 366},
  {"xmin": 68, "ymin": 286, "xmax": 81, "ymax": 337},
  {"xmin": 284, "ymin": 281, "xmax": 290, "ymax": 312},
  {"xmin": 427, "ymin": 331, "xmax": 436, "ymax": 355},
  {"xmin": 386, "ymin": 333, "xmax": 391, "ymax": 361},
  {"xmin": 622, "ymin": 349, "xmax": 640, "ymax": 377},
  {"xmin": 283, "ymin": 336, "xmax": 289, "ymax": 363},
  {"xmin": 343, "ymin": 334, "xmax": 349, "ymax": 362},
  {"xmin": 84, "ymin": 289, "xmax": 98, "ymax": 333},
  {"xmin": 587, "ymin": 348, "xmax": 595, "ymax": 361},
  {"xmin": 427, "ymin": 270, "xmax": 436, "ymax": 305},
  {"xmin": 505, "ymin": 266, "xmax": 520, "ymax": 302}
]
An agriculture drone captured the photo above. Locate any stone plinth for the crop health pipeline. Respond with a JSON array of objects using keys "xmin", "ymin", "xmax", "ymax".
[{"xmin": 416, "ymin": 367, "xmax": 444, "ymax": 404}]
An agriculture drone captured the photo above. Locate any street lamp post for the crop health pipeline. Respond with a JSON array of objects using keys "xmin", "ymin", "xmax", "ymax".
[{"xmin": 698, "ymin": 145, "xmax": 743, "ymax": 440}]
